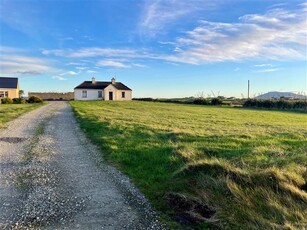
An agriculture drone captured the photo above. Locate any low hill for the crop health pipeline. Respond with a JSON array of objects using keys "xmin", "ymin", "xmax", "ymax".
[{"xmin": 255, "ymin": 91, "xmax": 306, "ymax": 99}]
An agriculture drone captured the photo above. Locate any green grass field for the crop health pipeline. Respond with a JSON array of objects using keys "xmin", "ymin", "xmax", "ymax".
[
  {"xmin": 70, "ymin": 101, "xmax": 307, "ymax": 229},
  {"xmin": 0, "ymin": 103, "xmax": 44, "ymax": 128}
]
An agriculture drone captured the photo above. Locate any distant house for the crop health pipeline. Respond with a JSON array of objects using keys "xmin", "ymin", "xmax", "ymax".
[
  {"xmin": 0, "ymin": 77, "xmax": 19, "ymax": 99},
  {"xmin": 74, "ymin": 78, "xmax": 132, "ymax": 101}
]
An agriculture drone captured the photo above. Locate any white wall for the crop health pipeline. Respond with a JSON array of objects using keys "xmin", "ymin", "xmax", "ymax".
[
  {"xmin": 104, "ymin": 84, "xmax": 117, "ymax": 101},
  {"xmin": 74, "ymin": 86, "xmax": 132, "ymax": 101},
  {"xmin": 74, "ymin": 89, "xmax": 104, "ymax": 101},
  {"xmin": 116, "ymin": 90, "xmax": 132, "ymax": 101}
]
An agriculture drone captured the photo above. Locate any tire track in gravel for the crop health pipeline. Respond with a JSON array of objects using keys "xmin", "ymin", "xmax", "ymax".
[{"xmin": 0, "ymin": 102, "xmax": 165, "ymax": 229}]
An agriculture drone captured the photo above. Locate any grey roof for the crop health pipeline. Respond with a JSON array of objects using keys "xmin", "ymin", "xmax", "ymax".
[
  {"xmin": 75, "ymin": 81, "xmax": 132, "ymax": 91},
  {"xmin": 0, "ymin": 77, "xmax": 18, "ymax": 89}
]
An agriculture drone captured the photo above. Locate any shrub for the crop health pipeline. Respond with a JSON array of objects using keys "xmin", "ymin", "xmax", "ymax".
[
  {"xmin": 261, "ymin": 100, "xmax": 275, "ymax": 108},
  {"xmin": 1, "ymin": 98, "xmax": 13, "ymax": 104},
  {"xmin": 193, "ymin": 98, "xmax": 210, "ymax": 105},
  {"xmin": 211, "ymin": 98, "xmax": 223, "ymax": 106},
  {"xmin": 293, "ymin": 101, "xmax": 307, "ymax": 110},
  {"xmin": 13, "ymin": 98, "xmax": 27, "ymax": 104},
  {"xmin": 243, "ymin": 99, "xmax": 258, "ymax": 107},
  {"xmin": 28, "ymin": 96, "xmax": 43, "ymax": 103},
  {"xmin": 243, "ymin": 99, "xmax": 307, "ymax": 110},
  {"xmin": 133, "ymin": 98, "xmax": 155, "ymax": 101}
]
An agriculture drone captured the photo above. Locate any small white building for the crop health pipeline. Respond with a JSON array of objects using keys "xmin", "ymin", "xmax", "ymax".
[{"xmin": 74, "ymin": 78, "xmax": 132, "ymax": 101}]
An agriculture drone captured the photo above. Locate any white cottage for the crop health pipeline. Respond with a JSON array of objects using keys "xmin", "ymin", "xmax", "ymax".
[{"xmin": 74, "ymin": 78, "xmax": 132, "ymax": 101}]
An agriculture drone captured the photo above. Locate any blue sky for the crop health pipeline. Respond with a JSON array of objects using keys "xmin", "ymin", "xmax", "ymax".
[{"xmin": 0, "ymin": 0, "xmax": 306, "ymax": 98}]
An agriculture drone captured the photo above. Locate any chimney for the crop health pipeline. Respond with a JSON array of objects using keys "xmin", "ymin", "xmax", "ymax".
[
  {"xmin": 111, "ymin": 77, "xmax": 116, "ymax": 84},
  {"xmin": 92, "ymin": 77, "xmax": 96, "ymax": 84}
]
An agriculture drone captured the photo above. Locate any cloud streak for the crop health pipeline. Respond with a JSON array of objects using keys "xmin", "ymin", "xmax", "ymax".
[
  {"xmin": 40, "ymin": 4, "xmax": 306, "ymax": 66},
  {"xmin": 42, "ymin": 48, "xmax": 143, "ymax": 58},
  {"xmin": 96, "ymin": 60, "xmax": 130, "ymax": 68},
  {"xmin": 255, "ymin": 68, "xmax": 282, "ymax": 73},
  {"xmin": 139, "ymin": 0, "xmax": 217, "ymax": 37},
  {"xmin": 163, "ymin": 5, "xmax": 307, "ymax": 64},
  {"xmin": 0, "ymin": 53, "xmax": 54, "ymax": 76},
  {"xmin": 52, "ymin": 75, "xmax": 67, "ymax": 80}
]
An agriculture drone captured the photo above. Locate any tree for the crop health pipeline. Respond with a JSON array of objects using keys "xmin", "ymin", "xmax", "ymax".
[{"xmin": 19, "ymin": 90, "xmax": 24, "ymax": 98}]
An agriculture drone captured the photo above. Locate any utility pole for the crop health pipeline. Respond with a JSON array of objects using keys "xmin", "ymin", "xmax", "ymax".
[{"xmin": 248, "ymin": 80, "xmax": 250, "ymax": 99}]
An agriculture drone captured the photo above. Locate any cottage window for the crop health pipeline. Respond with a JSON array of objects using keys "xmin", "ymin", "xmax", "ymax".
[
  {"xmin": 122, "ymin": 92, "xmax": 125, "ymax": 98},
  {"xmin": 98, "ymin": 91, "xmax": 102, "ymax": 98},
  {"xmin": 0, "ymin": 91, "xmax": 8, "ymax": 98},
  {"xmin": 82, "ymin": 90, "xmax": 87, "ymax": 98}
]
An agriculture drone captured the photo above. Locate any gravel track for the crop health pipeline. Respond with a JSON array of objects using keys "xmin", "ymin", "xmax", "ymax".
[{"xmin": 0, "ymin": 102, "xmax": 165, "ymax": 230}]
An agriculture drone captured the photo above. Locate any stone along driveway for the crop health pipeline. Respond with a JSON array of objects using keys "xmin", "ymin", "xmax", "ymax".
[{"xmin": 0, "ymin": 102, "xmax": 164, "ymax": 229}]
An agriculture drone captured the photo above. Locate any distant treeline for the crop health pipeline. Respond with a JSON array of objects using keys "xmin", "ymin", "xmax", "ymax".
[
  {"xmin": 133, "ymin": 97, "xmax": 307, "ymax": 111},
  {"xmin": 243, "ymin": 99, "xmax": 307, "ymax": 110}
]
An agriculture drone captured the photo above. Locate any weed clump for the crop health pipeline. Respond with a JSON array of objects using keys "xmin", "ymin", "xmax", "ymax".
[
  {"xmin": 211, "ymin": 98, "xmax": 223, "ymax": 106},
  {"xmin": 13, "ymin": 98, "xmax": 27, "ymax": 104},
  {"xmin": 175, "ymin": 159, "xmax": 307, "ymax": 229},
  {"xmin": 28, "ymin": 96, "xmax": 43, "ymax": 103},
  {"xmin": 1, "ymin": 97, "xmax": 13, "ymax": 104}
]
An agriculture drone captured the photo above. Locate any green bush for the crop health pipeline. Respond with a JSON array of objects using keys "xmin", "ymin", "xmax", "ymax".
[
  {"xmin": 133, "ymin": 98, "xmax": 155, "ymax": 101},
  {"xmin": 193, "ymin": 98, "xmax": 210, "ymax": 105},
  {"xmin": 1, "ymin": 98, "xmax": 13, "ymax": 104},
  {"xmin": 293, "ymin": 101, "xmax": 307, "ymax": 110},
  {"xmin": 28, "ymin": 96, "xmax": 43, "ymax": 103},
  {"xmin": 262, "ymin": 100, "xmax": 275, "ymax": 108},
  {"xmin": 13, "ymin": 98, "xmax": 27, "ymax": 104},
  {"xmin": 243, "ymin": 99, "xmax": 307, "ymax": 110},
  {"xmin": 211, "ymin": 98, "xmax": 223, "ymax": 106}
]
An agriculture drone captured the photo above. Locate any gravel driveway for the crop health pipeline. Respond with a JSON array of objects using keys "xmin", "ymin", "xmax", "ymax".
[{"xmin": 0, "ymin": 102, "xmax": 164, "ymax": 229}]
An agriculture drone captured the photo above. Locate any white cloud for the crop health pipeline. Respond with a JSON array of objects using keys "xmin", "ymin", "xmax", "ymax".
[
  {"xmin": 66, "ymin": 62, "xmax": 85, "ymax": 66},
  {"xmin": 163, "ymin": 6, "xmax": 306, "ymax": 64},
  {"xmin": 41, "ymin": 49, "xmax": 64, "ymax": 56},
  {"xmin": 0, "ymin": 46, "xmax": 24, "ymax": 53},
  {"xmin": 15, "ymin": 70, "xmax": 42, "ymax": 75},
  {"xmin": 66, "ymin": 71, "xmax": 79, "ymax": 75},
  {"xmin": 234, "ymin": 67, "xmax": 240, "ymax": 72},
  {"xmin": 0, "ymin": 54, "xmax": 54, "ymax": 76},
  {"xmin": 139, "ymin": 0, "xmax": 217, "ymax": 37},
  {"xmin": 42, "ymin": 48, "xmax": 142, "ymax": 58},
  {"xmin": 96, "ymin": 60, "xmax": 130, "ymax": 68},
  {"xmin": 254, "ymin": 64, "xmax": 273, "ymax": 67},
  {"xmin": 255, "ymin": 68, "xmax": 281, "ymax": 73},
  {"xmin": 39, "ymin": 5, "xmax": 306, "ymax": 67},
  {"xmin": 87, "ymin": 70, "xmax": 97, "ymax": 74},
  {"xmin": 76, "ymin": 66, "xmax": 88, "ymax": 70},
  {"xmin": 132, "ymin": 63, "xmax": 147, "ymax": 68},
  {"xmin": 52, "ymin": 75, "xmax": 67, "ymax": 80},
  {"xmin": 58, "ymin": 71, "xmax": 79, "ymax": 76}
]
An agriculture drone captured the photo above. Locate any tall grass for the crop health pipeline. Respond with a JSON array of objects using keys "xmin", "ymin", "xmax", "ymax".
[{"xmin": 70, "ymin": 101, "xmax": 307, "ymax": 229}]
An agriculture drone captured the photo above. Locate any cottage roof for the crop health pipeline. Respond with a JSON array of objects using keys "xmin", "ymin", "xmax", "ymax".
[
  {"xmin": 74, "ymin": 81, "xmax": 131, "ymax": 91},
  {"xmin": 0, "ymin": 77, "xmax": 18, "ymax": 89}
]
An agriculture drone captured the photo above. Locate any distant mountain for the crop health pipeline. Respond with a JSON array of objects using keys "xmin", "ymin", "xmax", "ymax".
[{"xmin": 255, "ymin": 91, "xmax": 306, "ymax": 99}]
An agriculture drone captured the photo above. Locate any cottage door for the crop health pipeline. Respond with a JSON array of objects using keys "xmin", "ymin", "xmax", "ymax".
[{"xmin": 109, "ymin": 92, "xmax": 113, "ymax": 100}]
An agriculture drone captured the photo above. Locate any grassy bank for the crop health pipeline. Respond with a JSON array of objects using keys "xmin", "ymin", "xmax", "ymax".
[
  {"xmin": 70, "ymin": 101, "xmax": 307, "ymax": 229},
  {"xmin": 0, "ymin": 103, "xmax": 44, "ymax": 128}
]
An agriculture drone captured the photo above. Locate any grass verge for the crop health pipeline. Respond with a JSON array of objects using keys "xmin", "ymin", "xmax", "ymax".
[
  {"xmin": 0, "ymin": 103, "xmax": 45, "ymax": 128},
  {"xmin": 70, "ymin": 101, "xmax": 307, "ymax": 229}
]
